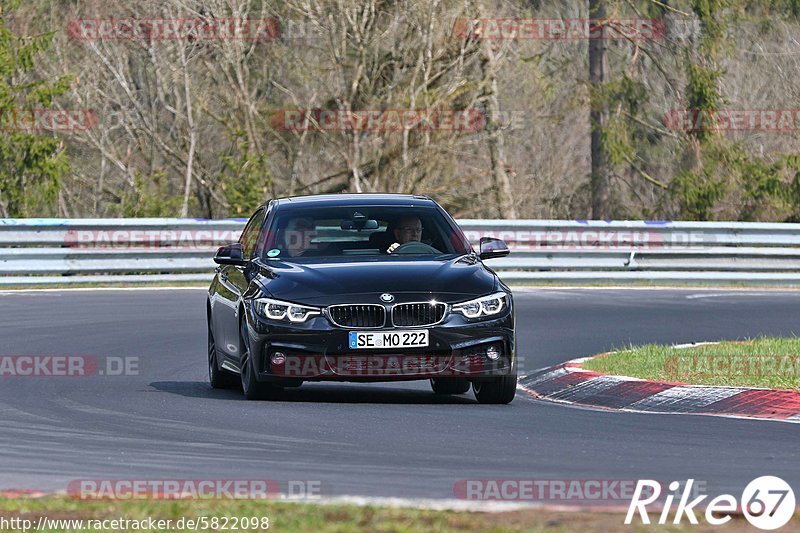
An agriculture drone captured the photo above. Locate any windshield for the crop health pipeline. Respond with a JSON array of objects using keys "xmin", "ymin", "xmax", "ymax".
[{"xmin": 259, "ymin": 205, "xmax": 471, "ymax": 260}]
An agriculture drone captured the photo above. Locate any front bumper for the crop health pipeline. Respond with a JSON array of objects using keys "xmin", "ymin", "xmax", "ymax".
[{"xmin": 244, "ymin": 306, "xmax": 515, "ymax": 383}]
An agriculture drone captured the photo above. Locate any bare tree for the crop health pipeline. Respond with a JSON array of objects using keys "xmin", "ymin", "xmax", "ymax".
[{"xmin": 478, "ymin": 29, "xmax": 517, "ymax": 218}]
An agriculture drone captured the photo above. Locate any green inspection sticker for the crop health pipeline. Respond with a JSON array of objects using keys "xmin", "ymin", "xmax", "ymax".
[{"xmin": 267, "ymin": 249, "xmax": 281, "ymax": 257}]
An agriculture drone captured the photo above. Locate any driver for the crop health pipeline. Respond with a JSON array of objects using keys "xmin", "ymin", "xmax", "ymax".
[{"xmin": 387, "ymin": 215, "xmax": 423, "ymax": 254}]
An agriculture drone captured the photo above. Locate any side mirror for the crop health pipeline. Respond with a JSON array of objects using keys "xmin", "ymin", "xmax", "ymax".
[
  {"xmin": 478, "ymin": 237, "xmax": 510, "ymax": 260},
  {"xmin": 214, "ymin": 243, "xmax": 246, "ymax": 266}
]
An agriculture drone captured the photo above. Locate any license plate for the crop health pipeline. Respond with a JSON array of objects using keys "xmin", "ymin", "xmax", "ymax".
[{"xmin": 349, "ymin": 330, "xmax": 429, "ymax": 349}]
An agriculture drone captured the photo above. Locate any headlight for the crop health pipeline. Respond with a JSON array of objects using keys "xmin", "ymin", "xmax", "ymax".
[
  {"xmin": 254, "ymin": 298, "xmax": 321, "ymax": 323},
  {"xmin": 452, "ymin": 292, "xmax": 508, "ymax": 319}
]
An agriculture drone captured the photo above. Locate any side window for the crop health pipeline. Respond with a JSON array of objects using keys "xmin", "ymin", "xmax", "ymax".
[{"xmin": 239, "ymin": 209, "xmax": 265, "ymax": 260}]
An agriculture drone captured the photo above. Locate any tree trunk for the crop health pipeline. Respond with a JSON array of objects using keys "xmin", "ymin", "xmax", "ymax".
[
  {"xmin": 480, "ymin": 40, "xmax": 517, "ymax": 219},
  {"xmin": 589, "ymin": 0, "xmax": 609, "ymax": 219},
  {"xmin": 179, "ymin": 45, "xmax": 196, "ymax": 218}
]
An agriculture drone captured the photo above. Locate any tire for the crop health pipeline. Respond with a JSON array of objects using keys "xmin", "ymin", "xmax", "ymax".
[
  {"xmin": 239, "ymin": 320, "xmax": 282, "ymax": 401},
  {"xmin": 430, "ymin": 378, "xmax": 470, "ymax": 395},
  {"xmin": 472, "ymin": 374, "xmax": 517, "ymax": 404},
  {"xmin": 208, "ymin": 321, "xmax": 238, "ymax": 389}
]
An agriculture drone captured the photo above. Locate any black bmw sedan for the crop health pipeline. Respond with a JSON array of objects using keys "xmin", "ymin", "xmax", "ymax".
[{"xmin": 207, "ymin": 194, "xmax": 516, "ymax": 404}]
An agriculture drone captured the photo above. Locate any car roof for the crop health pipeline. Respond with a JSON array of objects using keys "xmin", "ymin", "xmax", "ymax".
[{"xmin": 270, "ymin": 193, "xmax": 436, "ymax": 209}]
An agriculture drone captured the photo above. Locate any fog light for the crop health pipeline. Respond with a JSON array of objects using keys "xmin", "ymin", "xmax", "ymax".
[
  {"xmin": 486, "ymin": 345, "xmax": 501, "ymax": 360},
  {"xmin": 271, "ymin": 352, "xmax": 286, "ymax": 365}
]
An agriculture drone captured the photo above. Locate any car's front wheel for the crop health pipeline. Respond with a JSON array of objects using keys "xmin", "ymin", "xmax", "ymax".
[
  {"xmin": 472, "ymin": 375, "xmax": 517, "ymax": 404},
  {"xmin": 430, "ymin": 378, "xmax": 470, "ymax": 395},
  {"xmin": 239, "ymin": 320, "xmax": 283, "ymax": 401}
]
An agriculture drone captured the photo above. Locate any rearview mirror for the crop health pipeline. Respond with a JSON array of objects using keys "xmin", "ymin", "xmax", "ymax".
[
  {"xmin": 341, "ymin": 219, "xmax": 379, "ymax": 230},
  {"xmin": 479, "ymin": 237, "xmax": 510, "ymax": 260},
  {"xmin": 214, "ymin": 243, "xmax": 246, "ymax": 266}
]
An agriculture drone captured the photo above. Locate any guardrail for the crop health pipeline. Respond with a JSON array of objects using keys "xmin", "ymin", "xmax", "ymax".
[{"xmin": 1, "ymin": 218, "xmax": 800, "ymax": 285}]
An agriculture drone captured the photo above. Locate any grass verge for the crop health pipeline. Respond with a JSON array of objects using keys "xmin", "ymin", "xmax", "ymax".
[
  {"xmin": 0, "ymin": 497, "xmax": 789, "ymax": 532},
  {"xmin": 582, "ymin": 337, "xmax": 800, "ymax": 390}
]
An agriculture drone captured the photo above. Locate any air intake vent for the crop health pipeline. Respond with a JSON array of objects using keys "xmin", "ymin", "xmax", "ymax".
[
  {"xmin": 327, "ymin": 304, "xmax": 386, "ymax": 328},
  {"xmin": 392, "ymin": 302, "xmax": 447, "ymax": 327}
]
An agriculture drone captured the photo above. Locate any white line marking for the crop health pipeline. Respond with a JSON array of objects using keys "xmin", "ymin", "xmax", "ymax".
[
  {"xmin": 627, "ymin": 386, "xmax": 746, "ymax": 410},
  {"xmin": 547, "ymin": 375, "xmax": 631, "ymax": 401},
  {"xmin": 0, "ymin": 286, "xmax": 207, "ymax": 295},
  {"xmin": 685, "ymin": 292, "xmax": 779, "ymax": 299},
  {"xmin": 670, "ymin": 342, "xmax": 720, "ymax": 349},
  {"xmin": 512, "ymin": 286, "xmax": 800, "ymax": 293},
  {"xmin": 519, "ymin": 367, "xmax": 570, "ymax": 387}
]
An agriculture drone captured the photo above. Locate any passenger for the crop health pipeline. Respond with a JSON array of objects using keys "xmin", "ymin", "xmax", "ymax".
[{"xmin": 283, "ymin": 217, "xmax": 317, "ymax": 257}]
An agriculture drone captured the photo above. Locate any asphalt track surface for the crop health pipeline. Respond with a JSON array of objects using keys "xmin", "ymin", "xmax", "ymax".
[{"xmin": 0, "ymin": 288, "xmax": 798, "ymax": 500}]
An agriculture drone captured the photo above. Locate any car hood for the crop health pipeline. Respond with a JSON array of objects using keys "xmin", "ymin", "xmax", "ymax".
[{"xmin": 255, "ymin": 256, "xmax": 497, "ymax": 305}]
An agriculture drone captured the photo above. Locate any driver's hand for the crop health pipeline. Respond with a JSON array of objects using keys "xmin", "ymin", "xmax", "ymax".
[{"xmin": 387, "ymin": 242, "xmax": 400, "ymax": 254}]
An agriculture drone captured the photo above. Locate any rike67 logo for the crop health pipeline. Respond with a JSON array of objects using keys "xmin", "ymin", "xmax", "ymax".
[{"xmin": 626, "ymin": 476, "xmax": 796, "ymax": 530}]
